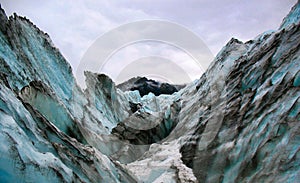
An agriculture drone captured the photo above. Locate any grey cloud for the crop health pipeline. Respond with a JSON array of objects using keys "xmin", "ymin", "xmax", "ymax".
[
  {"xmin": 0, "ymin": 0, "xmax": 297, "ymax": 84},
  {"xmin": 116, "ymin": 56, "xmax": 192, "ymax": 84},
  {"xmin": 114, "ymin": 0, "xmax": 296, "ymax": 53}
]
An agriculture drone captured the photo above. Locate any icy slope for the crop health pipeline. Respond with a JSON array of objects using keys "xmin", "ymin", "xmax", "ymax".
[
  {"xmin": 89, "ymin": 4, "xmax": 300, "ymax": 180},
  {"xmin": 179, "ymin": 24, "xmax": 300, "ymax": 183},
  {"xmin": 0, "ymin": 2, "xmax": 299, "ymax": 183},
  {"xmin": 0, "ymin": 80, "xmax": 137, "ymax": 182},
  {"xmin": 280, "ymin": 1, "xmax": 300, "ymax": 29},
  {"xmin": 0, "ymin": 5, "xmax": 137, "ymax": 182},
  {"xmin": 124, "ymin": 3, "xmax": 300, "ymax": 182}
]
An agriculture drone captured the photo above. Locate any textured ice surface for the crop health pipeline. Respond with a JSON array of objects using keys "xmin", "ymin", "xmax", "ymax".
[
  {"xmin": 280, "ymin": 2, "xmax": 300, "ymax": 29},
  {"xmin": 0, "ymin": 82, "xmax": 136, "ymax": 182},
  {"xmin": 0, "ymin": 7, "xmax": 136, "ymax": 183},
  {"xmin": 0, "ymin": 2, "xmax": 299, "ymax": 182}
]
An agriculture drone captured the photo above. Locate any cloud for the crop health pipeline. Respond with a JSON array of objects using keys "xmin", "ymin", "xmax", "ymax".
[
  {"xmin": 1, "ymin": 0, "xmax": 153, "ymax": 68},
  {"xmin": 115, "ymin": 0, "xmax": 296, "ymax": 52},
  {"xmin": 0, "ymin": 0, "xmax": 297, "ymax": 85},
  {"xmin": 101, "ymin": 42, "xmax": 203, "ymax": 84}
]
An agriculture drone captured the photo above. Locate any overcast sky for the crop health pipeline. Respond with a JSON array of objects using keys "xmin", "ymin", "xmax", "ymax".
[{"xmin": 1, "ymin": 0, "xmax": 297, "ymax": 84}]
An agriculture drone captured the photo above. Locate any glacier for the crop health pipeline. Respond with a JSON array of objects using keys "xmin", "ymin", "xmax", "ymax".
[{"xmin": 0, "ymin": 2, "xmax": 300, "ymax": 183}]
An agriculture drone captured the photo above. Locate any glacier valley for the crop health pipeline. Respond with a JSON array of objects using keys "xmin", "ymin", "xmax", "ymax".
[{"xmin": 0, "ymin": 2, "xmax": 299, "ymax": 183}]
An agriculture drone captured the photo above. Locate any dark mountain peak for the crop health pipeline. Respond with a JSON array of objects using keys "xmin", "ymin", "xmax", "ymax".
[
  {"xmin": 131, "ymin": 77, "xmax": 178, "ymax": 97},
  {"xmin": 117, "ymin": 76, "xmax": 183, "ymax": 97}
]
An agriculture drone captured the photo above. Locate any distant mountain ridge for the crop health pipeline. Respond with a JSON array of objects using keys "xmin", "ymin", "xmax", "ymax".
[{"xmin": 117, "ymin": 76, "xmax": 185, "ymax": 96}]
